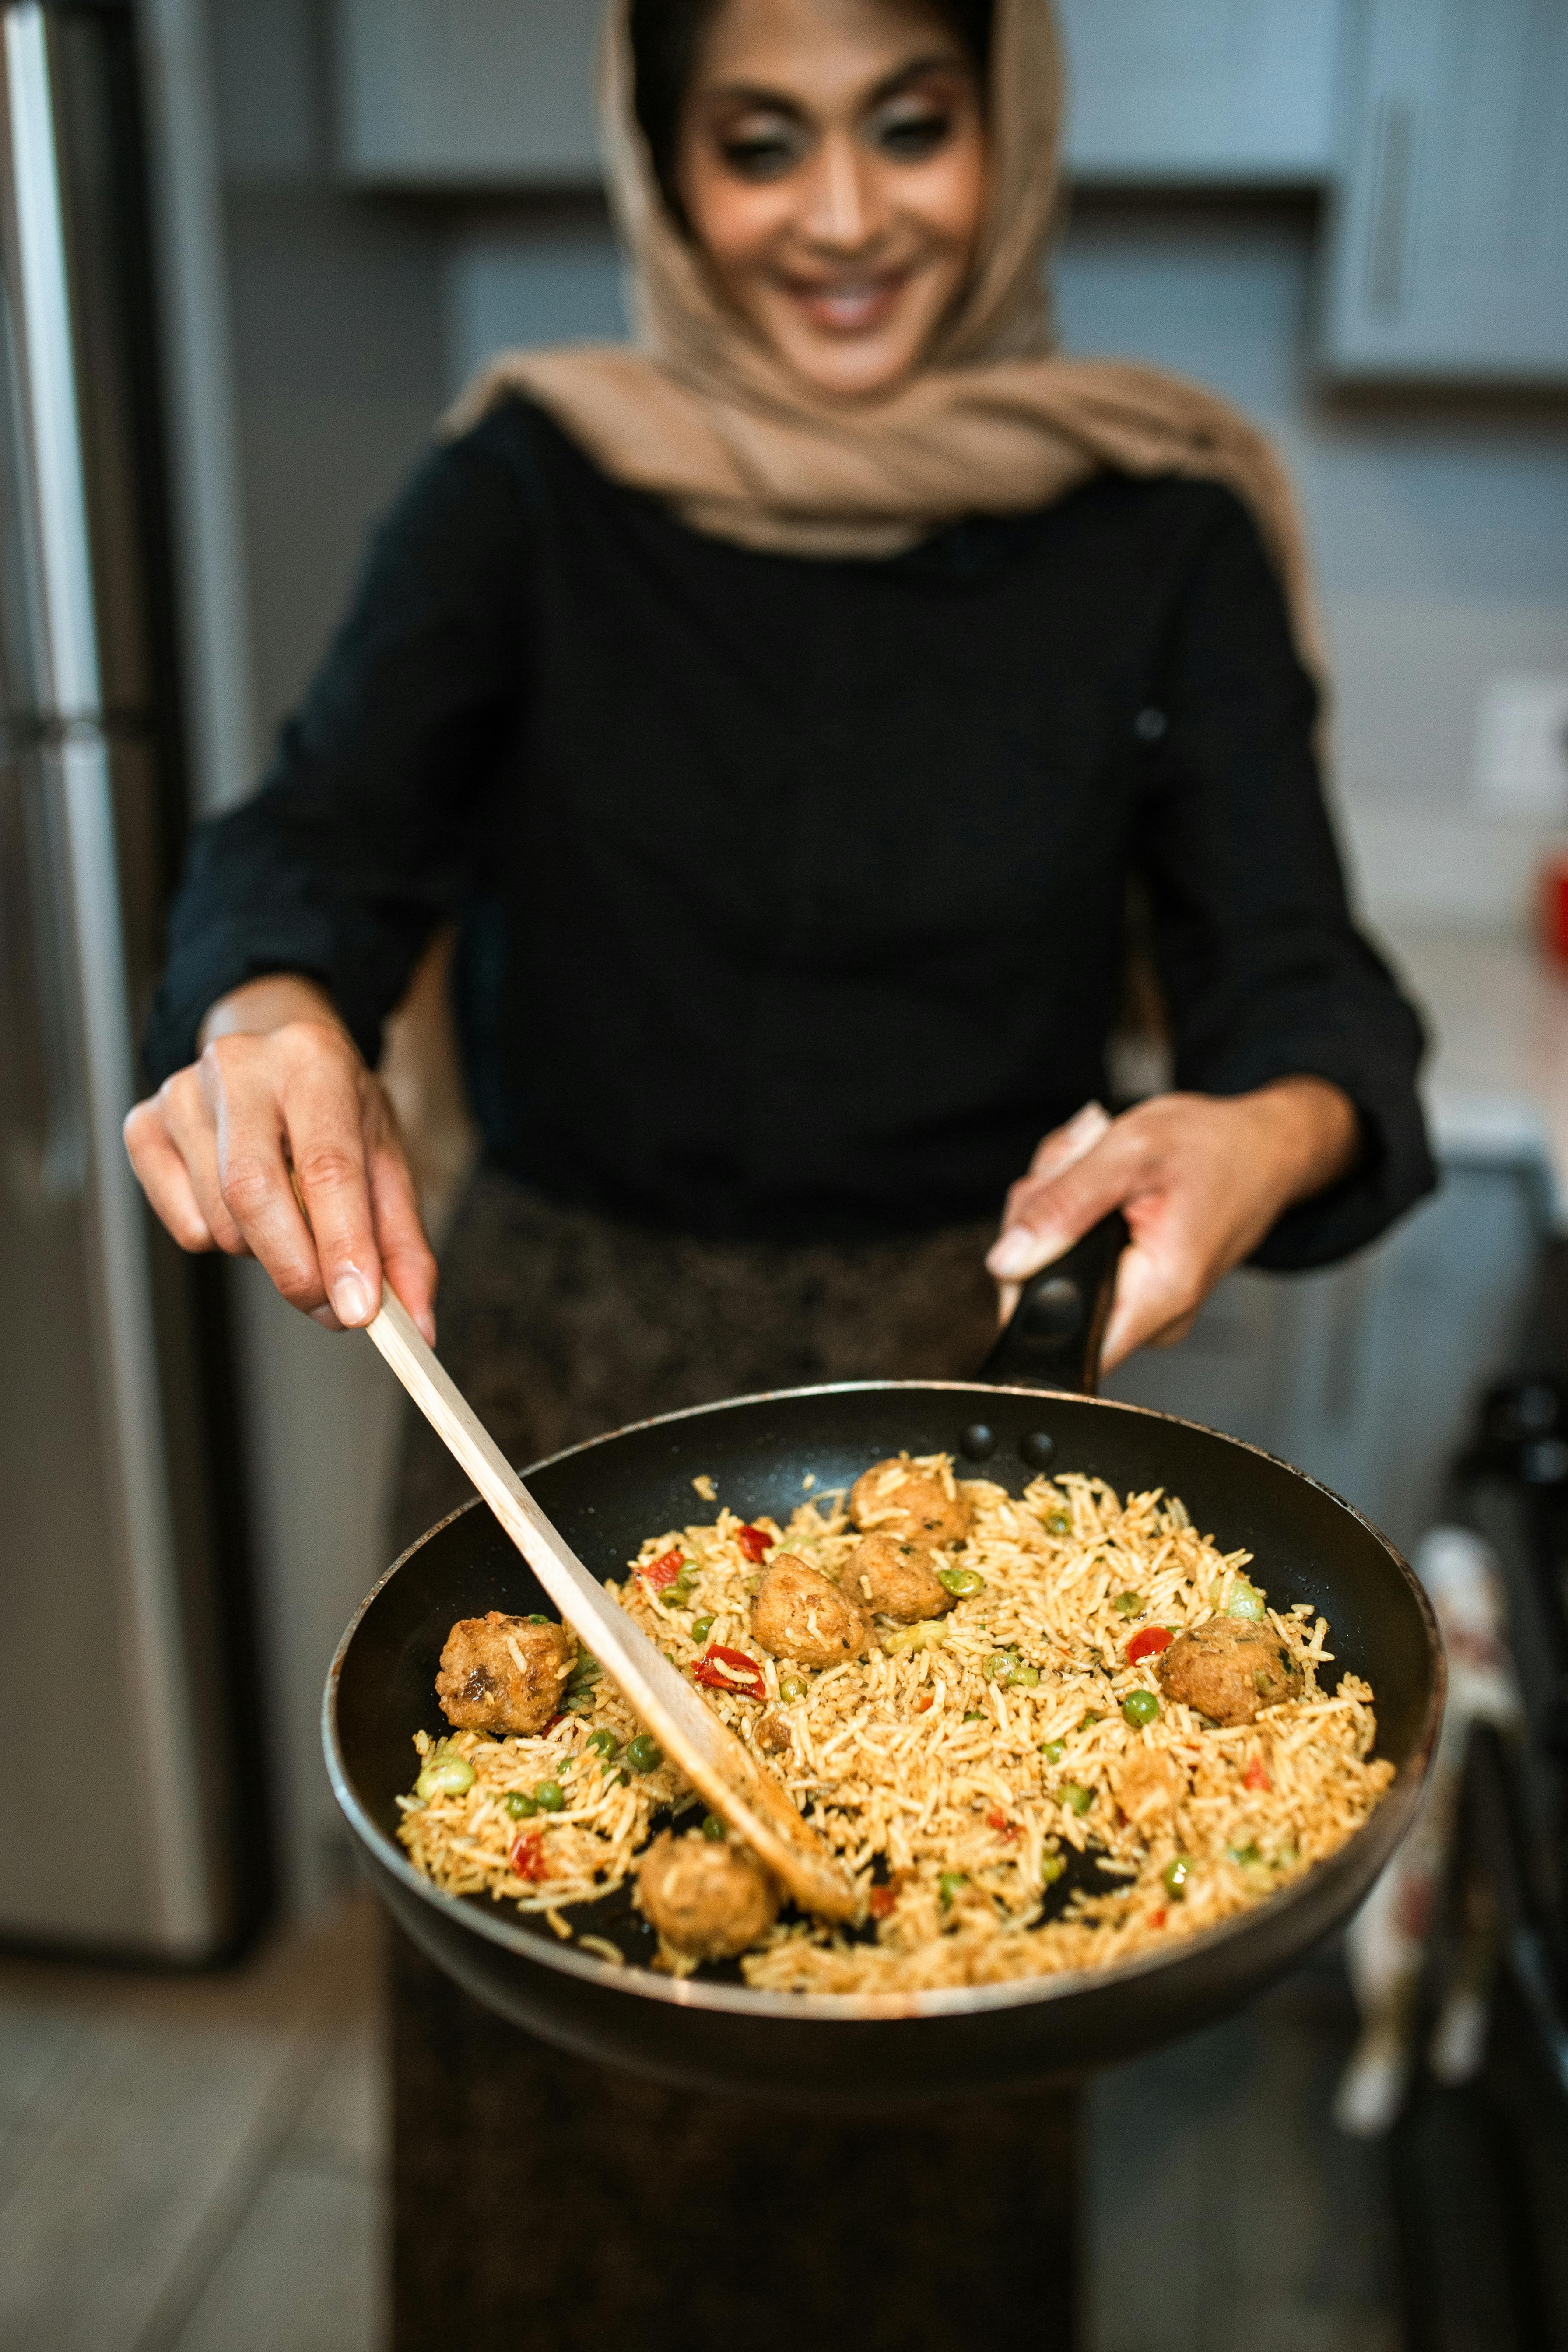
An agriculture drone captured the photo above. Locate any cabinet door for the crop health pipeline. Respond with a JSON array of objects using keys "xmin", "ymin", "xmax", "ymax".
[
  {"xmin": 333, "ymin": 0, "xmax": 602, "ymax": 186},
  {"xmin": 1319, "ymin": 0, "xmax": 1568, "ymax": 381},
  {"xmin": 1057, "ymin": 0, "xmax": 1342, "ymax": 184}
]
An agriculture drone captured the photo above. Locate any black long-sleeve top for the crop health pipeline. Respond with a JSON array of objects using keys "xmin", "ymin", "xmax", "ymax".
[{"xmin": 147, "ymin": 393, "xmax": 1434, "ymax": 1265}]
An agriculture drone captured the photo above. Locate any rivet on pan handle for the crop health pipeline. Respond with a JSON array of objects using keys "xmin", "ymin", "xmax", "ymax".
[{"xmin": 977, "ymin": 1211, "xmax": 1130, "ymax": 1397}]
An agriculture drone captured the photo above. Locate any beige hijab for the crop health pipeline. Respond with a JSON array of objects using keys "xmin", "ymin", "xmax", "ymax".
[{"xmin": 446, "ymin": 0, "xmax": 1321, "ymax": 666}]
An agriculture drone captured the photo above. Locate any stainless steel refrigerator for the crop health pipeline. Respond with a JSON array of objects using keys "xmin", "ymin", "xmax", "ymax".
[{"xmin": 0, "ymin": 0, "xmax": 257, "ymax": 1957}]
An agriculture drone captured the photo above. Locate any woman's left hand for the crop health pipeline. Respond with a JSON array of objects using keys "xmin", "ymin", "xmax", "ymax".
[{"xmin": 986, "ymin": 1080, "xmax": 1361, "ymax": 1373}]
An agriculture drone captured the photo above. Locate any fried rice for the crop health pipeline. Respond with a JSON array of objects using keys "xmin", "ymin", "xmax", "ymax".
[{"xmin": 396, "ymin": 1457, "xmax": 1394, "ymax": 1992}]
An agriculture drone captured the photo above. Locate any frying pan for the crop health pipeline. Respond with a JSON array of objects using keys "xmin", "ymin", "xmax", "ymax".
[{"xmin": 325, "ymin": 1217, "xmax": 1444, "ymax": 2109}]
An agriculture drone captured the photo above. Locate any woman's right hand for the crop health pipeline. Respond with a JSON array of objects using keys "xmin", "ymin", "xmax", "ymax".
[{"xmin": 123, "ymin": 973, "xmax": 437, "ymax": 1341}]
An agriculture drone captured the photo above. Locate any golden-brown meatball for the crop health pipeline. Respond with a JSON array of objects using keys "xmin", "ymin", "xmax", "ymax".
[
  {"xmin": 750, "ymin": 1552, "xmax": 871, "ymax": 1667},
  {"xmin": 1113, "ymin": 1748, "xmax": 1187, "ymax": 1832},
  {"xmin": 844, "ymin": 1534, "xmax": 953, "ymax": 1624},
  {"xmin": 849, "ymin": 1457, "xmax": 972, "ymax": 1548},
  {"xmin": 1156, "ymin": 1618, "xmax": 1303, "ymax": 1728},
  {"xmin": 435, "ymin": 1611, "xmax": 575, "ymax": 1734},
  {"xmin": 635, "ymin": 1829, "xmax": 780, "ymax": 1960}
]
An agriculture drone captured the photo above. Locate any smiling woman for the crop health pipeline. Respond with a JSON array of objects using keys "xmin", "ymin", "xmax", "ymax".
[{"xmin": 665, "ymin": 0, "xmax": 991, "ymax": 397}]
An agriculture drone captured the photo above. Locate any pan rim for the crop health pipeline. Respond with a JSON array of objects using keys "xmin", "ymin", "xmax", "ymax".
[{"xmin": 324, "ymin": 1378, "xmax": 1445, "ymax": 2025}]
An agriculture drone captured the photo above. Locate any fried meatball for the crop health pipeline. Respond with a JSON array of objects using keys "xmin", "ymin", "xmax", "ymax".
[
  {"xmin": 845, "ymin": 1533, "xmax": 953, "ymax": 1623},
  {"xmin": 849, "ymin": 1457, "xmax": 973, "ymax": 1548},
  {"xmin": 1113, "ymin": 1748, "xmax": 1187, "ymax": 1832},
  {"xmin": 435, "ymin": 1611, "xmax": 575, "ymax": 1734},
  {"xmin": 1156, "ymin": 1617, "xmax": 1303, "ymax": 1728},
  {"xmin": 635, "ymin": 1829, "xmax": 780, "ymax": 1960},
  {"xmin": 751, "ymin": 1552, "xmax": 872, "ymax": 1667}
]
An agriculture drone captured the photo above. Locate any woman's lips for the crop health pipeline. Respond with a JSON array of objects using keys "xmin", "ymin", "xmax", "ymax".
[{"xmin": 780, "ymin": 269, "xmax": 911, "ymax": 334}]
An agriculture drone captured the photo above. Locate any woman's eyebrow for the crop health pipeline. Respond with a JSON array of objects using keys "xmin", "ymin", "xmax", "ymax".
[{"xmin": 701, "ymin": 54, "xmax": 967, "ymax": 120}]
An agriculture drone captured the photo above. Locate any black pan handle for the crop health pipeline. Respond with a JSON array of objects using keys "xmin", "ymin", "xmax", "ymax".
[{"xmin": 976, "ymin": 1210, "xmax": 1129, "ymax": 1397}]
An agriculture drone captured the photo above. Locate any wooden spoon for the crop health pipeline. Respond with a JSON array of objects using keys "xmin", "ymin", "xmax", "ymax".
[{"xmin": 367, "ymin": 1284, "xmax": 859, "ymax": 1924}]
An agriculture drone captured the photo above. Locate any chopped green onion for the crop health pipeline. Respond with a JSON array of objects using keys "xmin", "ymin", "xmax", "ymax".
[
  {"xmin": 625, "ymin": 1735, "xmax": 663, "ymax": 1773},
  {"xmin": 1227, "ymin": 1841, "xmax": 1261, "ymax": 1868},
  {"xmin": 564, "ymin": 1692, "xmax": 595, "ymax": 1714},
  {"xmin": 533, "ymin": 1780, "xmax": 565, "ymax": 1813},
  {"xmin": 963, "ymin": 1710, "xmax": 986, "ymax": 1723},
  {"xmin": 414, "ymin": 1751, "xmax": 475, "ymax": 1801},
  {"xmin": 503, "ymin": 1790, "xmax": 537, "ymax": 1820},
  {"xmin": 1060, "ymin": 1783, "xmax": 1095, "ymax": 1816},
  {"xmin": 1224, "ymin": 1580, "xmax": 1267, "ymax": 1622},
  {"xmin": 937, "ymin": 1566, "xmax": 986, "ymax": 1598},
  {"xmin": 1077, "ymin": 1711, "xmax": 1101, "ymax": 1731},
  {"xmin": 938, "ymin": 1871, "xmax": 966, "ymax": 1906},
  {"xmin": 1122, "ymin": 1689, "xmax": 1160, "ymax": 1727},
  {"xmin": 1164, "ymin": 1855, "xmax": 1192, "ymax": 1900}
]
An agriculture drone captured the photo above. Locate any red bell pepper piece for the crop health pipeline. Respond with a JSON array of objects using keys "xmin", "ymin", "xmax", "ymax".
[
  {"xmin": 641, "ymin": 1547, "xmax": 684, "ymax": 1590},
  {"xmin": 509, "ymin": 1831, "xmax": 547, "ymax": 1882},
  {"xmin": 1127, "ymin": 1625, "xmax": 1172, "ymax": 1666},
  {"xmin": 1149, "ymin": 1907, "xmax": 1168, "ymax": 1931},
  {"xmin": 736, "ymin": 1524, "xmax": 774, "ymax": 1563},
  {"xmin": 692, "ymin": 1643, "xmax": 766, "ymax": 1702},
  {"xmin": 1243, "ymin": 1757, "xmax": 1270, "ymax": 1792}
]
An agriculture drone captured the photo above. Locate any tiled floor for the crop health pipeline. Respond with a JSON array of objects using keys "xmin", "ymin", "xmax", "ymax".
[
  {"xmin": 0, "ymin": 1897, "xmax": 1399, "ymax": 2352},
  {"xmin": 0, "ymin": 1899, "xmax": 384, "ymax": 2352}
]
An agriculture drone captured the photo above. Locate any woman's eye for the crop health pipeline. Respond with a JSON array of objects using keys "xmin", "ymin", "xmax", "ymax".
[
  {"xmin": 718, "ymin": 127, "xmax": 804, "ymax": 182},
  {"xmin": 873, "ymin": 108, "xmax": 953, "ymax": 162}
]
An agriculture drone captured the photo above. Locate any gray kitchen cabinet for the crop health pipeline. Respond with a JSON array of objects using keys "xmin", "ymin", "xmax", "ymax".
[
  {"xmin": 1319, "ymin": 0, "xmax": 1568, "ymax": 382},
  {"xmin": 1056, "ymin": 0, "xmax": 1341, "ymax": 184},
  {"xmin": 331, "ymin": 0, "xmax": 1345, "ymax": 191},
  {"xmin": 1108, "ymin": 1160, "xmax": 1548, "ymax": 1560},
  {"xmin": 333, "ymin": 0, "xmax": 603, "ymax": 186}
]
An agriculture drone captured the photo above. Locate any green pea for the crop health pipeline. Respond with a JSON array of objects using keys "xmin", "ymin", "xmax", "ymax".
[
  {"xmin": 527, "ymin": 1613, "xmax": 551, "ymax": 1625},
  {"xmin": 1122, "ymin": 1689, "xmax": 1160, "ymax": 1727},
  {"xmin": 691, "ymin": 1615, "xmax": 715, "ymax": 1643},
  {"xmin": 779, "ymin": 1675, "xmax": 807, "ymax": 1702},
  {"xmin": 564, "ymin": 1692, "xmax": 595, "ymax": 1714},
  {"xmin": 1078, "ymin": 1711, "xmax": 1101, "ymax": 1731},
  {"xmin": 567, "ymin": 1656, "xmax": 602, "ymax": 1686},
  {"xmin": 1041, "ymin": 1739, "xmax": 1064, "ymax": 1764},
  {"xmin": 533, "ymin": 1780, "xmax": 565, "ymax": 1813},
  {"xmin": 1008, "ymin": 1663, "xmax": 1041, "ymax": 1688},
  {"xmin": 1225, "ymin": 1580, "xmax": 1267, "ymax": 1622},
  {"xmin": 503, "ymin": 1790, "xmax": 537, "ymax": 1820},
  {"xmin": 1045, "ymin": 1510, "xmax": 1071, "ymax": 1536},
  {"xmin": 937, "ymin": 1566, "xmax": 986, "ymax": 1598},
  {"xmin": 414, "ymin": 1752, "xmax": 475, "ymax": 1801},
  {"xmin": 1228, "ymin": 1841, "xmax": 1261, "ymax": 1868},
  {"xmin": 585, "ymin": 1729, "xmax": 620, "ymax": 1758},
  {"xmin": 701, "ymin": 1813, "xmax": 726, "ymax": 1841},
  {"xmin": 1060, "ymin": 1782, "xmax": 1095, "ymax": 1816},
  {"xmin": 938, "ymin": 1871, "xmax": 966, "ymax": 1906},
  {"xmin": 1041, "ymin": 1854, "xmax": 1066, "ymax": 1886},
  {"xmin": 963, "ymin": 1710, "xmax": 986, "ymax": 1723},
  {"xmin": 625, "ymin": 1734, "xmax": 663, "ymax": 1773},
  {"xmin": 1164, "ymin": 1855, "xmax": 1191, "ymax": 1900},
  {"xmin": 1114, "ymin": 1591, "xmax": 1144, "ymax": 1618},
  {"xmin": 982, "ymin": 1651, "xmax": 1018, "ymax": 1682}
]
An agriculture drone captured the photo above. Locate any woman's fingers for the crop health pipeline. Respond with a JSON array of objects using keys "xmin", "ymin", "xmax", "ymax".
[
  {"xmin": 123, "ymin": 1097, "xmax": 218, "ymax": 1253},
  {"xmin": 988, "ymin": 1111, "xmax": 1134, "ymax": 1284},
  {"xmin": 282, "ymin": 1048, "xmax": 386, "ymax": 1326},
  {"xmin": 366, "ymin": 1117, "xmax": 438, "ymax": 1344},
  {"xmin": 198, "ymin": 1035, "xmax": 328, "ymax": 1306}
]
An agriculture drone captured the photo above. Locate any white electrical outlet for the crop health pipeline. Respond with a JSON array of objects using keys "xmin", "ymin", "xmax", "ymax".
[{"xmin": 1473, "ymin": 675, "xmax": 1568, "ymax": 820}]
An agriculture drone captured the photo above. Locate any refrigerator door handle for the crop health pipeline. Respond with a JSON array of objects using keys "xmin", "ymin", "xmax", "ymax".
[{"xmin": 18, "ymin": 723, "xmax": 90, "ymax": 1199}]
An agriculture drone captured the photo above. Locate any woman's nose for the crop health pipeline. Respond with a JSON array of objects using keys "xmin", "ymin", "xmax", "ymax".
[{"xmin": 798, "ymin": 132, "xmax": 887, "ymax": 252}]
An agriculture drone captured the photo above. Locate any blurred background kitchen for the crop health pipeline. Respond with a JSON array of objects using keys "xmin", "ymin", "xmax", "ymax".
[{"xmin": 1, "ymin": 1, "xmax": 1565, "ymax": 2347}]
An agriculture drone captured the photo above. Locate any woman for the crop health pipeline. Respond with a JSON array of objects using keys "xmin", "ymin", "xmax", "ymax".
[{"xmin": 129, "ymin": 0, "xmax": 1431, "ymax": 1543}]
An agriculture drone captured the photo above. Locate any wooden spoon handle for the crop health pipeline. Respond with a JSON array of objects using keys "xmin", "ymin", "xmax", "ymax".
[{"xmin": 366, "ymin": 1284, "xmax": 859, "ymax": 1924}]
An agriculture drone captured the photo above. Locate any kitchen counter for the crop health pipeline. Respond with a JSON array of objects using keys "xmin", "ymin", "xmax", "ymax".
[{"xmin": 1381, "ymin": 926, "xmax": 1568, "ymax": 1229}]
